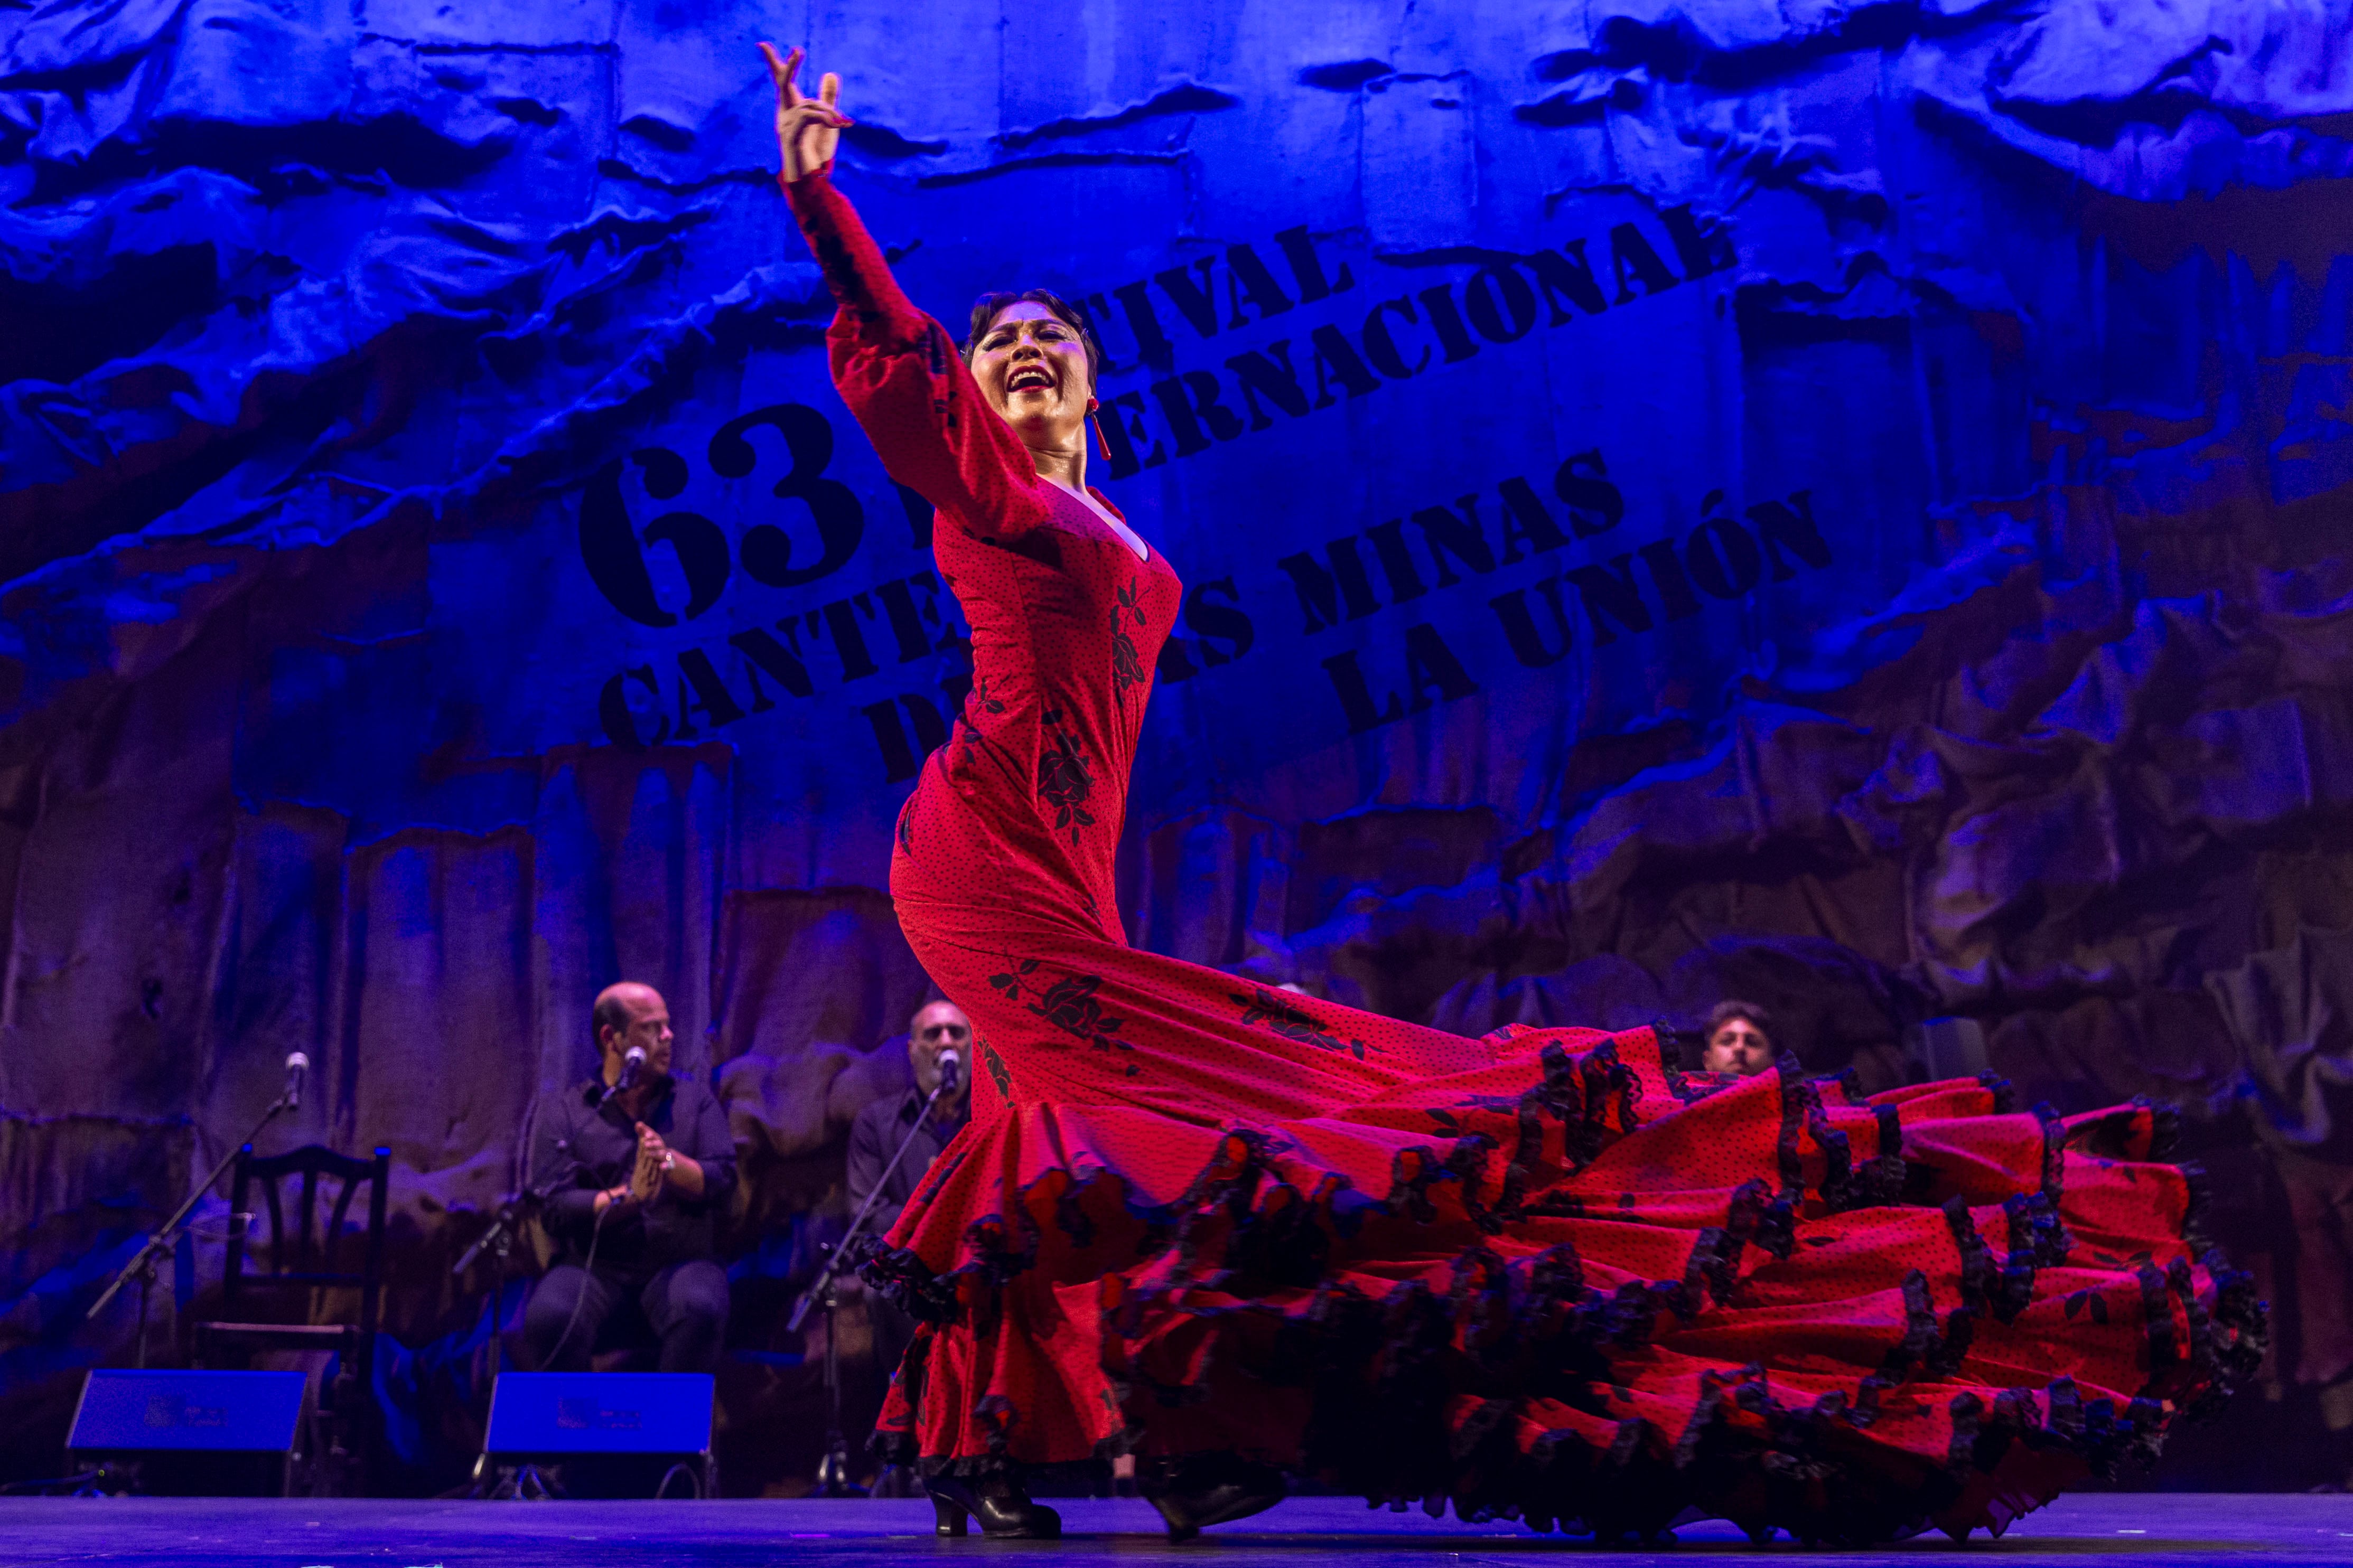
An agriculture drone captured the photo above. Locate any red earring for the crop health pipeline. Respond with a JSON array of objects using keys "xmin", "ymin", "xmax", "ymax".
[{"xmin": 1091, "ymin": 412, "xmax": 1112, "ymax": 462}]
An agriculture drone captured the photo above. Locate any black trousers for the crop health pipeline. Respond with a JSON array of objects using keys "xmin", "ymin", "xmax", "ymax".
[{"xmin": 521, "ymin": 1259, "xmax": 730, "ymax": 1374}]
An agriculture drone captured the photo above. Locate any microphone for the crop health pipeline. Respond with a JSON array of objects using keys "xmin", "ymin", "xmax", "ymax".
[
  {"xmin": 283, "ymin": 1051, "xmax": 309, "ymax": 1110},
  {"xmin": 615, "ymin": 1046, "xmax": 647, "ymax": 1093},
  {"xmin": 935, "ymin": 1046, "xmax": 961, "ymax": 1093}
]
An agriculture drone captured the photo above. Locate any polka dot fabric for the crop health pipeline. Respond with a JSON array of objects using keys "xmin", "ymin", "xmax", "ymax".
[{"xmin": 785, "ymin": 172, "xmax": 2266, "ymax": 1544}]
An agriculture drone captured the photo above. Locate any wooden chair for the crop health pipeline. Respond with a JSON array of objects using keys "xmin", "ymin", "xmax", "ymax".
[{"xmin": 192, "ymin": 1144, "xmax": 389, "ymax": 1495}]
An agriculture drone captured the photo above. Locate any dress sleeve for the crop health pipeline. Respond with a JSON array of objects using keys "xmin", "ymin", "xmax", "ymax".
[{"xmin": 782, "ymin": 169, "xmax": 1042, "ymax": 534}]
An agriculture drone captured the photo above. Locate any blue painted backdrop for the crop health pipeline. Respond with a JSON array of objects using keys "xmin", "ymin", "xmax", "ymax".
[{"xmin": 5, "ymin": 0, "xmax": 2353, "ymax": 1492}]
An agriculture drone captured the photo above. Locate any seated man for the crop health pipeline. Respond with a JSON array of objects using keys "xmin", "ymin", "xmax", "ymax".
[
  {"xmin": 1700, "ymin": 999, "xmax": 1776, "ymax": 1077},
  {"xmin": 847, "ymin": 1001, "xmax": 973, "ymax": 1445},
  {"xmin": 524, "ymin": 981, "xmax": 739, "ymax": 1373}
]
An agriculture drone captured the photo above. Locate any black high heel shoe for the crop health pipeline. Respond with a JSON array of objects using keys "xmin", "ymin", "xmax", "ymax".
[
  {"xmin": 925, "ymin": 1470, "xmax": 1063, "ymax": 1539},
  {"xmin": 1137, "ymin": 1453, "xmax": 1286, "ymax": 1542}
]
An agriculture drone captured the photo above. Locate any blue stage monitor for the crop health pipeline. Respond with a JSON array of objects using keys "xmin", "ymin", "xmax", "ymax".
[
  {"xmin": 484, "ymin": 1373, "xmax": 715, "ymax": 1455},
  {"xmin": 68, "ymin": 1370, "xmax": 307, "ymax": 1452}
]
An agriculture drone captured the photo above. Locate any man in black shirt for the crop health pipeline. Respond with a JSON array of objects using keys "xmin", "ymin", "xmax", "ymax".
[
  {"xmin": 847, "ymin": 1001, "xmax": 972, "ymax": 1415},
  {"xmin": 523, "ymin": 982, "xmax": 739, "ymax": 1373}
]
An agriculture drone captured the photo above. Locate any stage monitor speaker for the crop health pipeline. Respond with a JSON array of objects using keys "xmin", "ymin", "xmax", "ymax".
[
  {"xmin": 481, "ymin": 1373, "xmax": 716, "ymax": 1498},
  {"xmin": 67, "ymin": 1369, "xmax": 310, "ymax": 1496}
]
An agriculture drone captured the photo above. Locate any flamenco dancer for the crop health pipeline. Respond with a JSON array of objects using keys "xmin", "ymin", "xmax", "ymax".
[{"xmin": 759, "ymin": 47, "xmax": 2265, "ymax": 1545}]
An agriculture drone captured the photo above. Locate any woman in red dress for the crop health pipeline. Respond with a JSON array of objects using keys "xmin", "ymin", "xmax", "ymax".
[{"xmin": 760, "ymin": 49, "xmax": 2265, "ymax": 1545}]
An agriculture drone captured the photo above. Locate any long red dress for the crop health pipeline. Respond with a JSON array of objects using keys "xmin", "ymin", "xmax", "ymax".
[{"xmin": 781, "ymin": 169, "xmax": 2265, "ymax": 1543}]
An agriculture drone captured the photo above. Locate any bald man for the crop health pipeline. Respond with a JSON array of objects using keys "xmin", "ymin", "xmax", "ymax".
[
  {"xmin": 848, "ymin": 1000, "xmax": 973, "ymax": 1237},
  {"xmin": 522, "ymin": 982, "xmax": 739, "ymax": 1374}
]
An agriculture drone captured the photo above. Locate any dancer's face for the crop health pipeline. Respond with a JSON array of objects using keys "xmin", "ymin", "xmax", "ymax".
[{"xmin": 971, "ymin": 302, "xmax": 1094, "ymax": 446}]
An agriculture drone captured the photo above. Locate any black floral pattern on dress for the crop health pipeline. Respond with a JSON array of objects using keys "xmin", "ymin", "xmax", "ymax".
[
  {"xmin": 956, "ymin": 675, "xmax": 1009, "ymax": 767},
  {"xmin": 988, "ymin": 959, "xmax": 1141, "ymax": 1076},
  {"xmin": 1423, "ymin": 1096, "xmax": 1521, "ymax": 1137},
  {"xmin": 1035, "ymin": 708, "xmax": 1095, "ymax": 843},
  {"xmin": 1110, "ymin": 577, "xmax": 1147, "ymax": 704},
  {"xmin": 2062, "ymin": 1285, "xmax": 2114, "ymax": 1324},
  {"xmin": 978, "ymin": 1035, "xmax": 1013, "ymax": 1098},
  {"xmin": 896, "ymin": 795, "xmax": 916, "ymax": 855},
  {"xmin": 1229, "ymin": 987, "xmax": 1372, "ymax": 1060}
]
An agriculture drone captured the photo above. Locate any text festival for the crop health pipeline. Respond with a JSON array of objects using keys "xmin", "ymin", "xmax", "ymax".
[{"xmin": 586, "ymin": 201, "xmax": 1837, "ymax": 775}]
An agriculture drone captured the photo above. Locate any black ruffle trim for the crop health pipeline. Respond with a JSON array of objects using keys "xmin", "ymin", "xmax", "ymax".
[
  {"xmin": 856, "ymin": 1075, "xmax": 2270, "ymax": 1539},
  {"xmin": 1978, "ymin": 1071, "xmax": 2020, "ymax": 1115},
  {"xmin": 1853, "ymin": 1102, "xmax": 1907, "ymax": 1208},
  {"xmin": 1650, "ymin": 1018, "xmax": 1695, "ymax": 1103},
  {"xmin": 1771, "ymin": 1054, "xmax": 1809, "ymax": 1201},
  {"xmin": 1994, "ymin": 1191, "xmax": 2073, "ymax": 1325}
]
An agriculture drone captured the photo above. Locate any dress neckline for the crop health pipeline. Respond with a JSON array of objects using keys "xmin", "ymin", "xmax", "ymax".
[{"xmin": 1047, "ymin": 478, "xmax": 1149, "ymax": 564}]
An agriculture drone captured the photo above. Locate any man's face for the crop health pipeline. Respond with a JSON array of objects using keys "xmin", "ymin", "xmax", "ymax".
[
  {"xmin": 1703, "ymin": 1016, "xmax": 1772, "ymax": 1077},
  {"xmin": 908, "ymin": 1004, "xmax": 972, "ymax": 1097},
  {"xmin": 604, "ymin": 988, "xmax": 675, "ymax": 1078}
]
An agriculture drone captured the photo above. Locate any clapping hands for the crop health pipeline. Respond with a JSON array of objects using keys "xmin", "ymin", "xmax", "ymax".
[{"xmin": 630, "ymin": 1121, "xmax": 669, "ymax": 1202}]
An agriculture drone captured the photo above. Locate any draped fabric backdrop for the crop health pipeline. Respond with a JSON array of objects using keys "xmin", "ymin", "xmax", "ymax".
[{"xmin": 5, "ymin": 0, "xmax": 2352, "ymax": 1492}]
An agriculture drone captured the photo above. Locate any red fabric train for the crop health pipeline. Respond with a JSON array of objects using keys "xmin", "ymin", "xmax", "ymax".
[{"xmin": 862, "ymin": 1027, "xmax": 2262, "ymax": 1543}]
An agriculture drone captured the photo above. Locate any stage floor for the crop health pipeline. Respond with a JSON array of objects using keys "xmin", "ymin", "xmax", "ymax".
[{"xmin": 2, "ymin": 1493, "xmax": 2348, "ymax": 1566}]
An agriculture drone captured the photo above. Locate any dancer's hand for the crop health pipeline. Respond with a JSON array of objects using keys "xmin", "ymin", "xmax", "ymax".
[{"xmin": 760, "ymin": 43, "xmax": 851, "ymax": 183}]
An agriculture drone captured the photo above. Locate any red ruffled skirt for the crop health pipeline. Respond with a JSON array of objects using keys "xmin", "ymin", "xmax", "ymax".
[{"xmin": 863, "ymin": 915, "xmax": 2262, "ymax": 1544}]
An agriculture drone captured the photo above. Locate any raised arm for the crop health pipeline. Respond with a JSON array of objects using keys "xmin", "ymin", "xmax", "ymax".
[{"xmin": 760, "ymin": 46, "xmax": 1042, "ymax": 532}]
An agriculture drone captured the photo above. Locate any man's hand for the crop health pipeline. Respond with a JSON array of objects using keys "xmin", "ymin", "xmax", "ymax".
[
  {"xmin": 634, "ymin": 1120, "xmax": 706, "ymax": 1199},
  {"xmin": 630, "ymin": 1124, "xmax": 666, "ymax": 1203},
  {"xmin": 759, "ymin": 43, "xmax": 851, "ymax": 184}
]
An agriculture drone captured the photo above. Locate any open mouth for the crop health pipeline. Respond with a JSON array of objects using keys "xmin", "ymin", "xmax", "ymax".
[{"xmin": 1007, "ymin": 366, "xmax": 1055, "ymax": 395}]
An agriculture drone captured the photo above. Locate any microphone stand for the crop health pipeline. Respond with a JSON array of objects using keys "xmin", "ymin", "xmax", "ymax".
[
  {"xmin": 594, "ymin": 1054, "xmax": 646, "ymax": 1113},
  {"xmin": 788, "ymin": 1067, "xmax": 959, "ymax": 1498},
  {"xmin": 452, "ymin": 1149, "xmax": 583, "ymax": 1278},
  {"xmin": 85, "ymin": 1088, "xmax": 298, "ymax": 1367},
  {"xmin": 451, "ymin": 1144, "xmax": 590, "ymax": 1419},
  {"xmin": 491, "ymin": 1062, "xmax": 639, "ymax": 1281},
  {"xmin": 457, "ymin": 1066, "xmax": 643, "ymax": 1402}
]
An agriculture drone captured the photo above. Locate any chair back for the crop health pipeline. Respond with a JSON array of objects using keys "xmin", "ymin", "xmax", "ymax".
[{"xmin": 223, "ymin": 1144, "xmax": 390, "ymax": 1338}]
